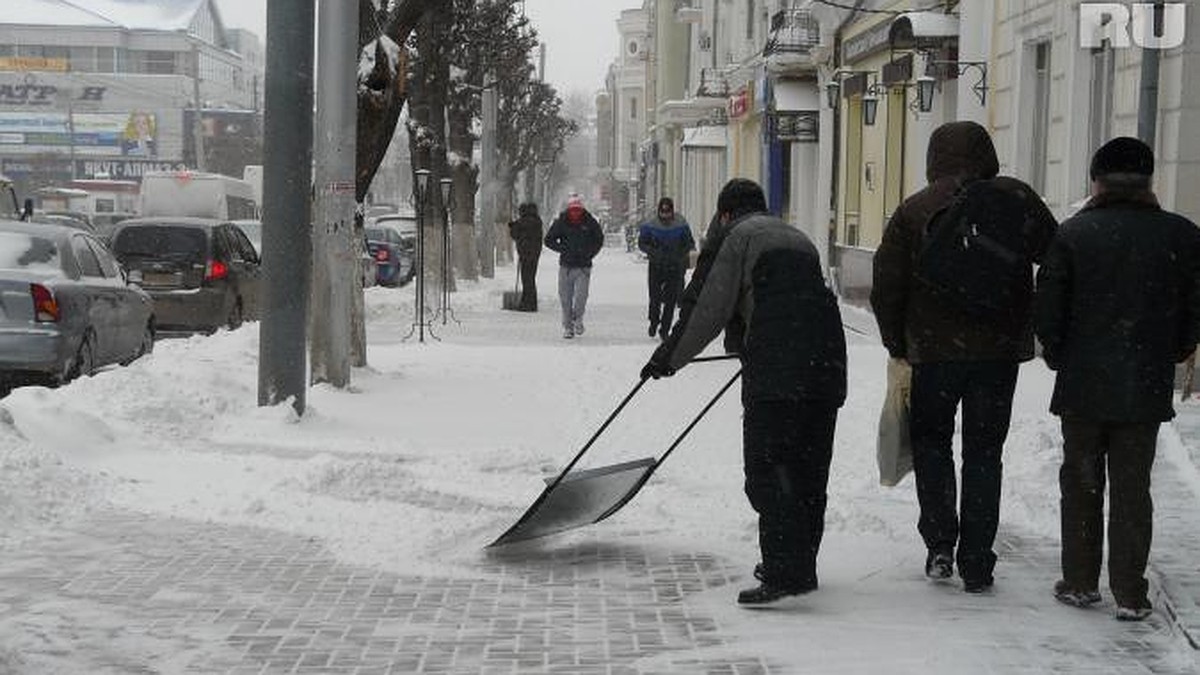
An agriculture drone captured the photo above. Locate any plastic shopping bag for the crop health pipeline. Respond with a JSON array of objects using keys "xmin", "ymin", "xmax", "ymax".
[{"xmin": 877, "ymin": 357, "xmax": 913, "ymax": 487}]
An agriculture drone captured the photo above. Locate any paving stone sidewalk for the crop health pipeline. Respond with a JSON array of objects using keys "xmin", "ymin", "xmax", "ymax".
[{"xmin": 0, "ymin": 506, "xmax": 1196, "ymax": 674}]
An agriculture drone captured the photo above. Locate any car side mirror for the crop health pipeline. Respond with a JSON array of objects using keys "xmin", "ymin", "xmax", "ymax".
[{"xmin": 127, "ymin": 268, "xmax": 143, "ymax": 286}]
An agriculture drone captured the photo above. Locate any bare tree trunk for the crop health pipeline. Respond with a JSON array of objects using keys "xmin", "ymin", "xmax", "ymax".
[
  {"xmin": 447, "ymin": 106, "xmax": 479, "ymax": 281},
  {"xmin": 496, "ymin": 166, "xmax": 516, "ymax": 266}
]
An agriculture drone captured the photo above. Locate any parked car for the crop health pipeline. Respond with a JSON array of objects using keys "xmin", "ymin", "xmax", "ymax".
[
  {"xmin": 365, "ymin": 218, "xmax": 416, "ymax": 287},
  {"xmin": 108, "ymin": 218, "xmax": 261, "ymax": 334},
  {"xmin": 0, "ymin": 220, "xmax": 154, "ymax": 385}
]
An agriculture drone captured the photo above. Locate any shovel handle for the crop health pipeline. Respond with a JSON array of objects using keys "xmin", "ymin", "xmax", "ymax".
[
  {"xmin": 690, "ymin": 353, "xmax": 741, "ymax": 364},
  {"xmin": 542, "ymin": 376, "xmax": 649, "ymax": 496}
]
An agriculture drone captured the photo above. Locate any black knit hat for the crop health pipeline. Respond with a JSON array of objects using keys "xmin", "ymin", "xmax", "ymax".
[{"xmin": 1090, "ymin": 137, "xmax": 1154, "ymax": 180}]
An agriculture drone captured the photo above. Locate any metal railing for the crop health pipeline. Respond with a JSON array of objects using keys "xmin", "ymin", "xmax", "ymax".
[
  {"xmin": 764, "ymin": 9, "xmax": 820, "ymax": 56},
  {"xmin": 696, "ymin": 67, "xmax": 730, "ymax": 97}
]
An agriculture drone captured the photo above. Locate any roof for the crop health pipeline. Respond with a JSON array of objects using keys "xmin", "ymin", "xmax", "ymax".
[
  {"xmin": 6, "ymin": 0, "xmax": 210, "ymax": 32},
  {"xmin": 116, "ymin": 216, "xmax": 223, "ymax": 228}
]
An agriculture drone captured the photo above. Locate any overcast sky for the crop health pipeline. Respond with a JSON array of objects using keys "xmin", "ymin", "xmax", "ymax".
[{"xmin": 212, "ymin": 0, "xmax": 629, "ymax": 98}]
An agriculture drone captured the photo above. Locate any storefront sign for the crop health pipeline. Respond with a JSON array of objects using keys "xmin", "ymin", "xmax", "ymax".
[
  {"xmin": 728, "ymin": 88, "xmax": 750, "ymax": 119},
  {"xmin": 0, "ymin": 58, "xmax": 70, "ymax": 73},
  {"xmin": 75, "ymin": 159, "xmax": 188, "ymax": 180},
  {"xmin": 0, "ymin": 76, "xmax": 106, "ymax": 106},
  {"xmin": 0, "ymin": 111, "xmax": 157, "ymax": 156},
  {"xmin": 842, "ymin": 20, "xmax": 893, "ymax": 63}
]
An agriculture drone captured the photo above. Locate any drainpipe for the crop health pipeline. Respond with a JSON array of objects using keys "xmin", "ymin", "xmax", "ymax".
[{"xmin": 1136, "ymin": 1, "xmax": 1164, "ymax": 146}]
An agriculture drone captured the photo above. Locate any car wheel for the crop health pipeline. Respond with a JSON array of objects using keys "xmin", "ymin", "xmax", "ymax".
[
  {"xmin": 67, "ymin": 332, "xmax": 95, "ymax": 382},
  {"xmin": 124, "ymin": 321, "xmax": 154, "ymax": 364},
  {"xmin": 227, "ymin": 299, "xmax": 244, "ymax": 330}
]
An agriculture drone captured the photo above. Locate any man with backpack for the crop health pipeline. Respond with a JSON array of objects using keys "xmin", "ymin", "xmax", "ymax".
[
  {"xmin": 871, "ymin": 121, "xmax": 1057, "ymax": 593},
  {"xmin": 1036, "ymin": 137, "xmax": 1200, "ymax": 621}
]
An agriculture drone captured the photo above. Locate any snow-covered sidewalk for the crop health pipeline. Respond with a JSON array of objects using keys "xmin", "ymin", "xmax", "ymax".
[{"xmin": 0, "ymin": 247, "xmax": 1196, "ymax": 673}]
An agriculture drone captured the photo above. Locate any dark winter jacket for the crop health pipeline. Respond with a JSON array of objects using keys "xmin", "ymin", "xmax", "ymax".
[
  {"xmin": 670, "ymin": 212, "xmax": 745, "ymax": 355},
  {"xmin": 508, "ymin": 213, "xmax": 544, "ymax": 260},
  {"xmin": 544, "ymin": 209, "xmax": 604, "ymax": 268},
  {"xmin": 656, "ymin": 213, "xmax": 846, "ymax": 405},
  {"xmin": 1035, "ymin": 190, "xmax": 1200, "ymax": 423},
  {"xmin": 870, "ymin": 121, "xmax": 1058, "ymax": 363},
  {"xmin": 638, "ymin": 216, "xmax": 695, "ymax": 268}
]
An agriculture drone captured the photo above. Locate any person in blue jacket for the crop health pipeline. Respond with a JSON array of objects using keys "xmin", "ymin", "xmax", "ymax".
[{"xmin": 638, "ymin": 197, "xmax": 695, "ymax": 340}]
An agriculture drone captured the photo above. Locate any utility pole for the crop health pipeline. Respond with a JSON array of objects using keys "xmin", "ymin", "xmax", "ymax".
[
  {"xmin": 258, "ymin": 0, "xmax": 315, "ymax": 414},
  {"xmin": 310, "ymin": 0, "xmax": 358, "ymax": 387},
  {"xmin": 479, "ymin": 75, "xmax": 497, "ymax": 278},
  {"xmin": 191, "ymin": 42, "xmax": 207, "ymax": 171}
]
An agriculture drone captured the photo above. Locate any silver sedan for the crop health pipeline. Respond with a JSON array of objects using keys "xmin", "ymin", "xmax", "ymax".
[{"xmin": 0, "ymin": 220, "xmax": 154, "ymax": 386}]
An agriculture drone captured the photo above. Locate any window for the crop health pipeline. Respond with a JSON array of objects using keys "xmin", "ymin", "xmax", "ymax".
[
  {"xmin": 72, "ymin": 236, "xmax": 104, "ymax": 278},
  {"xmin": 85, "ymin": 238, "xmax": 121, "ymax": 279},
  {"xmin": 0, "ymin": 46, "xmax": 13, "ymax": 58},
  {"xmin": 629, "ymin": 142, "xmax": 638, "ymax": 165},
  {"xmin": 747, "ymin": 0, "xmax": 756, "ymax": 41},
  {"xmin": 229, "ymin": 226, "xmax": 259, "ymax": 263},
  {"xmin": 70, "ymin": 47, "xmax": 95, "ymax": 72},
  {"xmin": 1030, "ymin": 42, "xmax": 1052, "ymax": 195},
  {"xmin": 140, "ymin": 50, "xmax": 177, "ymax": 75},
  {"xmin": 96, "ymin": 47, "xmax": 116, "ymax": 73},
  {"xmin": 1088, "ymin": 45, "xmax": 1115, "ymax": 187},
  {"xmin": 630, "ymin": 96, "xmax": 638, "ymax": 120}
]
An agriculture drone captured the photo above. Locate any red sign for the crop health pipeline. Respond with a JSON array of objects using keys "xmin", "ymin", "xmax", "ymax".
[{"xmin": 728, "ymin": 88, "xmax": 749, "ymax": 119}]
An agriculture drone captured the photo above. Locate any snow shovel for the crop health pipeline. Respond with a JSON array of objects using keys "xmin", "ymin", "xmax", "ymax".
[
  {"xmin": 502, "ymin": 266, "xmax": 522, "ymax": 311},
  {"xmin": 489, "ymin": 355, "xmax": 742, "ymax": 547}
]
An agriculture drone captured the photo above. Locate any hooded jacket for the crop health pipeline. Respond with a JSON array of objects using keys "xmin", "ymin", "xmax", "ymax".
[
  {"xmin": 1036, "ymin": 190, "xmax": 1200, "ymax": 422},
  {"xmin": 508, "ymin": 209, "xmax": 544, "ymax": 260},
  {"xmin": 544, "ymin": 208, "xmax": 604, "ymax": 268},
  {"xmin": 870, "ymin": 121, "xmax": 1058, "ymax": 363}
]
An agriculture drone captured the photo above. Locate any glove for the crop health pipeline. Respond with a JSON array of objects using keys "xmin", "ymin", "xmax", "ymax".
[{"xmin": 640, "ymin": 357, "xmax": 675, "ymax": 380}]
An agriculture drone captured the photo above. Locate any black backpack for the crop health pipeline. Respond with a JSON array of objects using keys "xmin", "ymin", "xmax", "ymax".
[{"xmin": 915, "ymin": 179, "xmax": 1030, "ymax": 316}]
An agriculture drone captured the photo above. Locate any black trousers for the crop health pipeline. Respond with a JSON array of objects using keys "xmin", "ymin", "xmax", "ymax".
[
  {"xmin": 647, "ymin": 263, "xmax": 685, "ymax": 334},
  {"xmin": 743, "ymin": 399, "xmax": 839, "ymax": 590},
  {"xmin": 1059, "ymin": 417, "xmax": 1158, "ymax": 608},
  {"xmin": 909, "ymin": 360, "xmax": 1018, "ymax": 582},
  {"xmin": 518, "ymin": 252, "xmax": 539, "ymax": 311}
]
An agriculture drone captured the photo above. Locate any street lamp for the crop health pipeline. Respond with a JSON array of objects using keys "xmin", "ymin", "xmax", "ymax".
[
  {"xmin": 435, "ymin": 177, "xmax": 459, "ymax": 326},
  {"xmin": 825, "ymin": 80, "xmax": 840, "ymax": 110},
  {"xmin": 405, "ymin": 168, "xmax": 436, "ymax": 343},
  {"xmin": 862, "ymin": 90, "xmax": 880, "ymax": 126}
]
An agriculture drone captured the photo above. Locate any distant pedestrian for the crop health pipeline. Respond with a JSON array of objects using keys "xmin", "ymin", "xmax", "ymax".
[
  {"xmin": 508, "ymin": 202, "xmax": 543, "ymax": 312},
  {"xmin": 642, "ymin": 179, "xmax": 847, "ymax": 606},
  {"xmin": 544, "ymin": 194, "xmax": 604, "ymax": 339},
  {"xmin": 638, "ymin": 197, "xmax": 695, "ymax": 340},
  {"xmin": 1036, "ymin": 137, "xmax": 1200, "ymax": 621},
  {"xmin": 871, "ymin": 121, "xmax": 1057, "ymax": 593}
]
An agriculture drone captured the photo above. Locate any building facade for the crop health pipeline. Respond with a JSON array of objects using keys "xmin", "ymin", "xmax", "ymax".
[{"xmin": 0, "ymin": 0, "xmax": 260, "ymax": 196}]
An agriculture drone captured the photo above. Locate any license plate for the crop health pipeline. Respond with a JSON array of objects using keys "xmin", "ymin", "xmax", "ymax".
[{"xmin": 142, "ymin": 271, "xmax": 181, "ymax": 287}]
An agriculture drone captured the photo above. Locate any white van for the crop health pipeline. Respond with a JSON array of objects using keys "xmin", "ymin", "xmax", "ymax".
[{"xmin": 141, "ymin": 171, "xmax": 259, "ymax": 221}]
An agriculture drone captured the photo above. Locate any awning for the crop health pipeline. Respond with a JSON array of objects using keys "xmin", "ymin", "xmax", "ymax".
[
  {"xmin": 889, "ymin": 11, "xmax": 960, "ymax": 50},
  {"xmin": 773, "ymin": 79, "xmax": 819, "ymax": 112},
  {"xmin": 682, "ymin": 126, "xmax": 727, "ymax": 148}
]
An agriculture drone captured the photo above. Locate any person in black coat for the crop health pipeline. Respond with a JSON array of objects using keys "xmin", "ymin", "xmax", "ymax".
[
  {"xmin": 642, "ymin": 179, "xmax": 846, "ymax": 606},
  {"xmin": 1036, "ymin": 137, "xmax": 1200, "ymax": 621},
  {"xmin": 870, "ymin": 121, "xmax": 1057, "ymax": 593},
  {"xmin": 508, "ymin": 203, "xmax": 543, "ymax": 311}
]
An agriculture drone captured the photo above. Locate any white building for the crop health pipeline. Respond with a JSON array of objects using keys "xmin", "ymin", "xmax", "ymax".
[
  {"xmin": 604, "ymin": 7, "xmax": 650, "ymax": 225},
  {"xmin": 0, "ymin": 0, "xmax": 259, "ymax": 194}
]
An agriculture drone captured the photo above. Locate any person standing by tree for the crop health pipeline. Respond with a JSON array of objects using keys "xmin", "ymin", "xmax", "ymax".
[
  {"xmin": 1036, "ymin": 137, "xmax": 1200, "ymax": 621},
  {"xmin": 638, "ymin": 197, "xmax": 696, "ymax": 340},
  {"xmin": 642, "ymin": 179, "xmax": 846, "ymax": 605},
  {"xmin": 544, "ymin": 194, "xmax": 603, "ymax": 339},
  {"xmin": 508, "ymin": 202, "xmax": 543, "ymax": 312}
]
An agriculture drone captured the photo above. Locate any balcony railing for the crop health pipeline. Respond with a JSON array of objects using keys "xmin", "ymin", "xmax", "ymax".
[
  {"xmin": 764, "ymin": 9, "xmax": 820, "ymax": 56},
  {"xmin": 696, "ymin": 67, "xmax": 730, "ymax": 98}
]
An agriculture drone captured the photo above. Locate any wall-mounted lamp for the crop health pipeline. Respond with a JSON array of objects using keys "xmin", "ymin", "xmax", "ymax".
[
  {"xmin": 925, "ymin": 60, "xmax": 989, "ymax": 107},
  {"xmin": 823, "ymin": 70, "xmax": 872, "ymax": 110},
  {"xmin": 862, "ymin": 90, "xmax": 880, "ymax": 126},
  {"xmin": 915, "ymin": 75, "xmax": 937, "ymax": 113}
]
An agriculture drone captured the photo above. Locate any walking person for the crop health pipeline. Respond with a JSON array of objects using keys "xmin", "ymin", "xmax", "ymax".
[
  {"xmin": 544, "ymin": 194, "xmax": 604, "ymax": 339},
  {"xmin": 638, "ymin": 197, "xmax": 696, "ymax": 339},
  {"xmin": 871, "ymin": 121, "xmax": 1057, "ymax": 593},
  {"xmin": 1036, "ymin": 137, "xmax": 1200, "ymax": 621},
  {"xmin": 642, "ymin": 179, "xmax": 847, "ymax": 605},
  {"xmin": 508, "ymin": 202, "xmax": 543, "ymax": 312}
]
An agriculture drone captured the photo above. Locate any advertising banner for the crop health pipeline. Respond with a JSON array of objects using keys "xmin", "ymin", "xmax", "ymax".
[{"xmin": 0, "ymin": 111, "xmax": 157, "ymax": 156}]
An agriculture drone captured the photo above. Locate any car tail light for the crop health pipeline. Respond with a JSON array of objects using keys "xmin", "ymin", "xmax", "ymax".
[
  {"xmin": 30, "ymin": 283, "xmax": 59, "ymax": 322},
  {"xmin": 375, "ymin": 248, "xmax": 390, "ymax": 262},
  {"xmin": 204, "ymin": 259, "xmax": 229, "ymax": 281}
]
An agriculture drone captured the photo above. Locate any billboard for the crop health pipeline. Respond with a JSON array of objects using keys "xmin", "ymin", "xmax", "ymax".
[{"xmin": 0, "ymin": 111, "xmax": 158, "ymax": 156}]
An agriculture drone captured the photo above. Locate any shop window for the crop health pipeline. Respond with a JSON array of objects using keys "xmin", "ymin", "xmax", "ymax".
[{"xmin": 1088, "ymin": 44, "xmax": 1115, "ymax": 189}]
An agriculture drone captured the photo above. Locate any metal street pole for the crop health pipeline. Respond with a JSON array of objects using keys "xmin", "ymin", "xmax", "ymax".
[
  {"xmin": 258, "ymin": 0, "xmax": 314, "ymax": 413},
  {"xmin": 479, "ymin": 76, "xmax": 497, "ymax": 278},
  {"xmin": 191, "ymin": 42, "xmax": 207, "ymax": 172},
  {"xmin": 311, "ymin": 0, "xmax": 358, "ymax": 387}
]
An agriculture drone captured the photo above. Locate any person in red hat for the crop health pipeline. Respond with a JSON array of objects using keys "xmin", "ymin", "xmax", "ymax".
[{"xmin": 544, "ymin": 194, "xmax": 604, "ymax": 339}]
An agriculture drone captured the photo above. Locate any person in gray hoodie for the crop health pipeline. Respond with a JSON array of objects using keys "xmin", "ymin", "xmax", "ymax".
[{"xmin": 642, "ymin": 179, "xmax": 846, "ymax": 606}]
